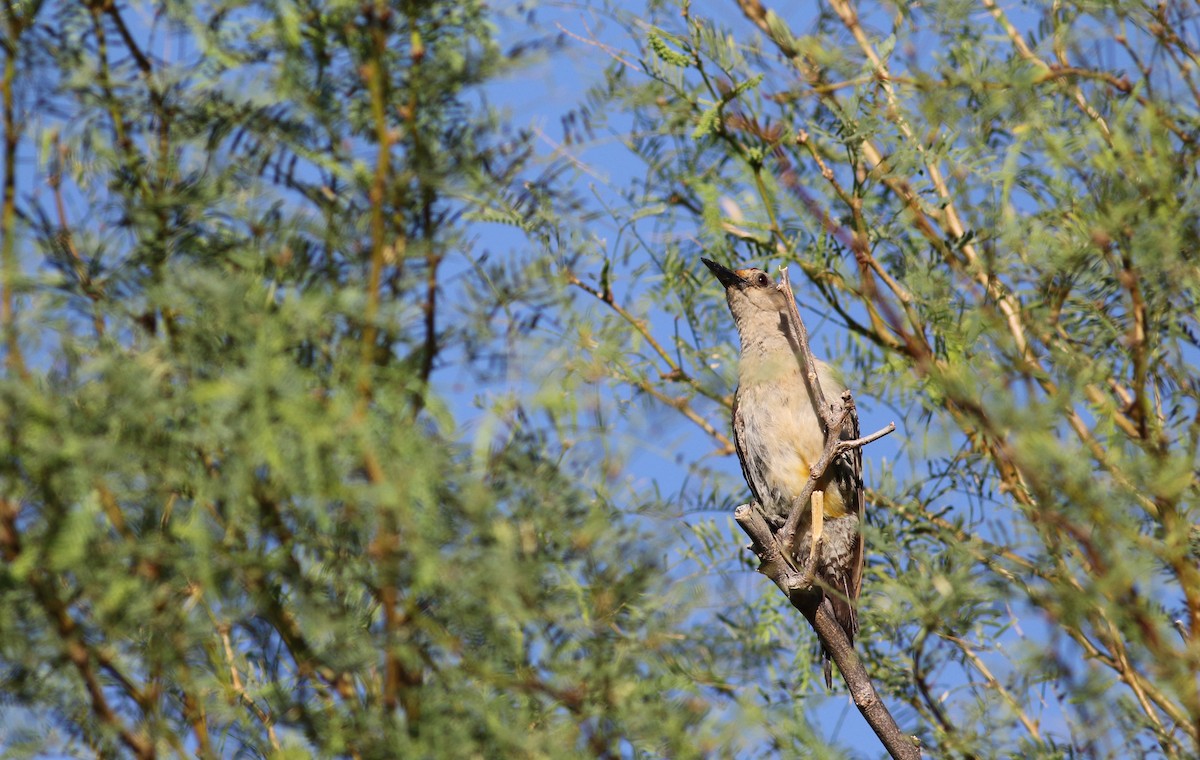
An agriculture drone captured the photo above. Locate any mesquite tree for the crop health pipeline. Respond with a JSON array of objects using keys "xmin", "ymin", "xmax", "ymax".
[
  {"xmin": 559, "ymin": 0, "xmax": 1200, "ymax": 757},
  {"xmin": 4, "ymin": 0, "xmax": 1200, "ymax": 757},
  {"xmin": 0, "ymin": 1, "xmax": 723, "ymax": 756}
]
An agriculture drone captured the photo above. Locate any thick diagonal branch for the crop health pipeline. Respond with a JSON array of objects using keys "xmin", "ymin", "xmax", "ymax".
[{"xmin": 735, "ymin": 502, "xmax": 919, "ymax": 760}]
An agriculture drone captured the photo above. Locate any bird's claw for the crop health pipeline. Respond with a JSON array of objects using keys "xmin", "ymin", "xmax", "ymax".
[{"xmin": 798, "ymin": 539, "xmax": 822, "ymax": 589}]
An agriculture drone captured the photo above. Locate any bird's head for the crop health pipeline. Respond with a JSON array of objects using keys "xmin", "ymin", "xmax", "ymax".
[{"xmin": 701, "ymin": 258, "xmax": 791, "ymax": 328}]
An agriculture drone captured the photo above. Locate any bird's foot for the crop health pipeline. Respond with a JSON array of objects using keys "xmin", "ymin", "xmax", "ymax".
[{"xmin": 798, "ymin": 538, "xmax": 823, "ymax": 588}]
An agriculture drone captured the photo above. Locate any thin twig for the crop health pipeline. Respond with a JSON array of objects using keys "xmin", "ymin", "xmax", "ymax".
[
  {"xmin": 567, "ymin": 272, "xmax": 736, "ymax": 453},
  {"xmin": 567, "ymin": 273, "xmax": 729, "ymax": 406},
  {"xmin": 48, "ymin": 136, "xmax": 106, "ymax": 337},
  {"xmin": 938, "ymin": 633, "xmax": 1044, "ymax": 743},
  {"xmin": 774, "ymin": 268, "xmax": 895, "ymax": 553},
  {"xmin": 738, "ymin": 0, "xmax": 1032, "ymax": 364},
  {"xmin": 839, "ymin": 422, "xmax": 897, "ymax": 453},
  {"xmin": 555, "ymin": 21, "xmax": 639, "ymax": 72},
  {"xmin": 1, "ymin": 8, "xmax": 27, "ymax": 379},
  {"xmin": 776, "ymin": 266, "xmax": 829, "ymax": 423},
  {"xmin": 0, "ymin": 500, "xmax": 154, "ymax": 759},
  {"xmin": 979, "ymin": 0, "xmax": 1112, "ymax": 140},
  {"xmin": 218, "ymin": 622, "xmax": 281, "ymax": 751},
  {"xmin": 881, "ymin": 489, "xmax": 1191, "ymax": 740}
]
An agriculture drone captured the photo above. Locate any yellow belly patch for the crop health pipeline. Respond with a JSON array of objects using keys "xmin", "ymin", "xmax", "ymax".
[
  {"xmin": 779, "ymin": 462, "xmax": 851, "ymax": 518},
  {"xmin": 822, "ymin": 492, "xmax": 850, "ymax": 518}
]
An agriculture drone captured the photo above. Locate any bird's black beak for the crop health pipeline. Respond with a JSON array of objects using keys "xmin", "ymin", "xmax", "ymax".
[{"xmin": 701, "ymin": 257, "xmax": 745, "ymax": 289}]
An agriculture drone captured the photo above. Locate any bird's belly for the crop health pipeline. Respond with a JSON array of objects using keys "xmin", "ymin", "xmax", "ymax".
[
  {"xmin": 795, "ymin": 512, "xmax": 859, "ymax": 570},
  {"xmin": 736, "ymin": 382, "xmax": 850, "ymax": 519}
]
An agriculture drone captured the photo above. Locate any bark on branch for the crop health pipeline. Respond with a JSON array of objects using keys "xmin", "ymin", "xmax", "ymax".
[{"xmin": 735, "ymin": 498, "xmax": 918, "ymax": 760}]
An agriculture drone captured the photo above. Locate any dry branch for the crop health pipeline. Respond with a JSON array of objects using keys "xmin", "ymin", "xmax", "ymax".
[
  {"xmin": 774, "ymin": 268, "xmax": 895, "ymax": 556},
  {"xmin": 735, "ymin": 503, "xmax": 919, "ymax": 760}
]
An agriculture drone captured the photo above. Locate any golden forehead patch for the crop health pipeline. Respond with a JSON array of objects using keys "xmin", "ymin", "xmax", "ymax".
[{"xmin": 735, "ymin": 268, "xmax": 757, "ymax": 280}]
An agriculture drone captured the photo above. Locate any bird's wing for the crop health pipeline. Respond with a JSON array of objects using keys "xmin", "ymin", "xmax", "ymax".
[
  {"xmin": 731, "ymin": 389, "xmax": 765, "ymax": 509},
  {"xmin": 836, "ymin": 404, "xmax": 866, "ymax": 634}
]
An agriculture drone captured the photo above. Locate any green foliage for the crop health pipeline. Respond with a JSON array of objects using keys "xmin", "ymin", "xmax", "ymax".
[
  {"xmin": 563, "ymin": 0, "xmax": 1200, "ymax": 757},
  {"xmin": 4, "ymin": 0, "xmax": 1200, "ymax": 757},
  {"xmin": 648, "ymin": 31, "xmax": 692, "ymax": 68},
  {"xmin": 0, "ymin": 1, "xmax": 726, "ymax": 756}
]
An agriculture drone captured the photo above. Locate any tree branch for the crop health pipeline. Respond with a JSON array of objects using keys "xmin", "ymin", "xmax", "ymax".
[
  {"xmin": 1, "ymin": 5, "xmax": 28, "ymax": 379},
  {"xmin": 774, "ymin": 267, "xmax": 895, "ymax": 554},
  {"xmin": 734, "ymin": 502, "xmax": 919, "ymax": 760},
  {"xmin": 0, "ymin": 500, "xmax": 154, "ymax": 759}
]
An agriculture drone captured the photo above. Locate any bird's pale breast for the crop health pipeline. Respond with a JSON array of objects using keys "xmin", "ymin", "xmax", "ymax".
[{"xmin": 734, "ymin": 365, "xmax": 852, "ymax": 522}]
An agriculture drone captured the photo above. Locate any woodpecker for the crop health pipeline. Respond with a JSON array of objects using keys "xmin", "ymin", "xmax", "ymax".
[{"xmin": 702, "ymin": 257, "xmax": 864, "ymax": 687}]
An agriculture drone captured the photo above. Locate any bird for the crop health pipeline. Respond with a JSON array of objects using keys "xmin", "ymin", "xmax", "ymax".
[{"xmin": 701, "ymin": 257, "xmax": 864, "ymax": 687}]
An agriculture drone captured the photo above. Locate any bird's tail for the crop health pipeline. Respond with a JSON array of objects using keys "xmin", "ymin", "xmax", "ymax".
[{"xmin": 821, "ymin": 576, "xmax": 859, "ymax": 689}]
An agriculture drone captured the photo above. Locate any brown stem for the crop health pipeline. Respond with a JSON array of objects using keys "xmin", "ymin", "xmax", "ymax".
[
  {"xmin": 102, "ymin": 2, "xmax": 170, "ymax": 177},
  {"xmin": 1, "ymin": 7, "xmax": 27, "ymax": 379},
  {"xmin": 567, "ymin": 272, "xmax": 736, "ymax": 452},
  {"xmin": 774, "ymin": 268, "xmax": 895, "ymax": 553},
  {"xmin": 218, "ymin": 622, "xmax": 281, "ymax": 751},
  {"xmin": 567, "ymin": 272, "xmax": 731, "ymax": 407},
  {"xmin": 735, "ymin": 502, "xmax": 921, "ymax": 760},
  {"xmin": 49, "ymin": 137, "xmax": 106, "ymax": 337},
  {"xmin": 181, "ymin": 689, "xmax": 211, "ymax": 758},
  {"xmin": 357, "ymin": 28, "xmax": 391, "ymax": 418},
  {"xmin": 0, "ymin": 500, "xmax": 155, "ymax": 758}
]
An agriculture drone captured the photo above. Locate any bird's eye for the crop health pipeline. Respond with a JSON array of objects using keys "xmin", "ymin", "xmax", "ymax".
[{"xmin": 756, "ymin": 273, "xmax": 770, "ymax": 287}]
